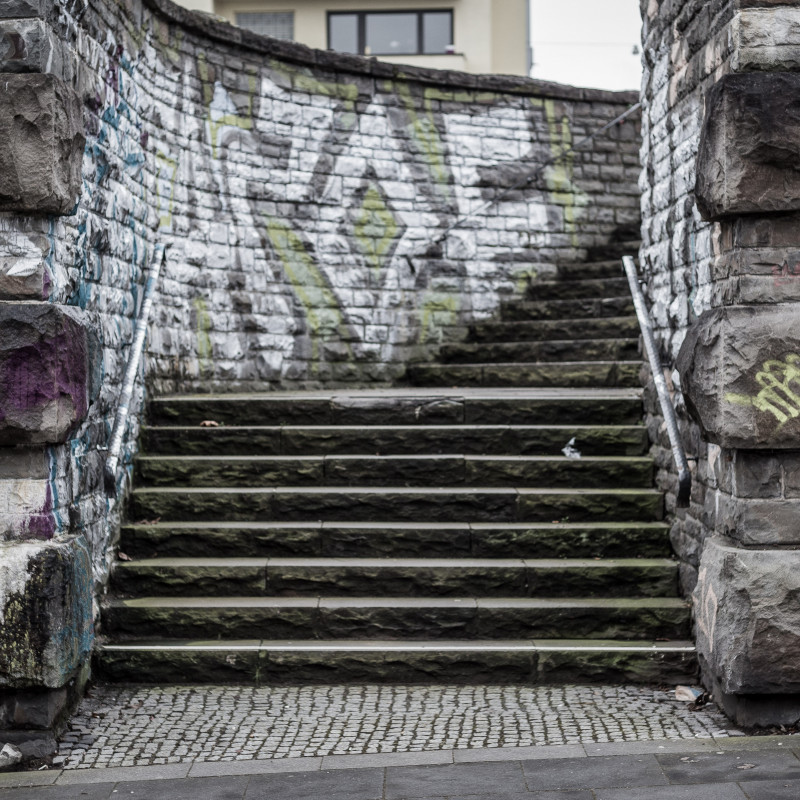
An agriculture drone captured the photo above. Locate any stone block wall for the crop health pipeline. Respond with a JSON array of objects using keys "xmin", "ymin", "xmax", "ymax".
[
  {"xmin": 640, "ymin": 0, "xmax": 800, "ymax": 725},
  {"xmin": 0, "ymin": 0, "xmax": 641, "ymax": 752}
]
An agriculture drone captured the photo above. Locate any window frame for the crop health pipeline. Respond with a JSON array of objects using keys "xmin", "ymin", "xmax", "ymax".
[{"xmin": 326, "ymin": 9, "xmax": 454, "ymax": 57}]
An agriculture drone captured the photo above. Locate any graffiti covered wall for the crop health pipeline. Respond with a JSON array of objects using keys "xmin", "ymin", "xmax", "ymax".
[{"xmin": 0, "ymin": 0, "xmax": 640, "ymax": 749}]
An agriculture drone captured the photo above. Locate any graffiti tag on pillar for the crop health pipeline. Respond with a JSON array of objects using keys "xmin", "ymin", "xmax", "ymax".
[
  {"xmin": 695, "ymin": 567, "xmax": 718, "ymax": 654},
  {"xmin": 726, "ymin": 354, "xmax": 800, "ymax": 425},
  {"xmin": 772, "ymin": 253, "xmax": 800, "ymax": 286}
]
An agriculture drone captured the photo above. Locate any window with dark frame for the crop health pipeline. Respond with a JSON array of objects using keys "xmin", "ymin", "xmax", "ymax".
[
  {"xmin": 236, "ymin": 11, "xmax": 295, "ymax": 40},
  {"xmin": 327, "ymin": 10, "xmax": 453, "ymax": 56}
]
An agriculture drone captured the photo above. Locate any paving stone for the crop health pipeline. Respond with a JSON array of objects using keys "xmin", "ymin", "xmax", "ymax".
[
  {"xmin": 520, "ymin": 753, "xmax": 668, "ymax": 790},
  {"xmin": 385, "ymin": 760, "xmax": 527, "ymax": 798},
  {"xmin": 243, "ymin": 767, "xmax": 384, "ymax": 800},
  {"xmin": 656, "ymin": 749, "xmax": 800, "ymax": 784},
  {"xmin": 593, "ymin": 784, "xmax": 748, "ymax": 800}
]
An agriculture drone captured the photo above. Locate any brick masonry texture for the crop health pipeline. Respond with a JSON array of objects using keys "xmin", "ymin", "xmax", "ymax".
[{"xmin": 0, "ymin": 0, "xmax": 640, "ymax": 699}]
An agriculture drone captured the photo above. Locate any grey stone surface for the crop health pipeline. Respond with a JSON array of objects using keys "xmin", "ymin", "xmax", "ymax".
[
  {"xmin": 385, "ymin": 761, "xmax": 526, "ymax": 799},
  {"xmin": 0, "ymin": 19, "xmax": 60, "ymax": 74},
  {"xmin": 245, "ymin": 767, "xmax": 384, "ymax": 800},
  {"xmin": 0, "ymin": 0, "xmax": 44, "ymax": 18},
  {"xmin": 695, "ymin": 73, "xmax": 800, "ymax": 220},
  {"xmin": 656, "ymin": 749, "xmax": 800, "ymax": 784},
  {"xmin": 594, "ymin": 785, "xmax": 746, "ymax": 800},
  {"xmin": 717, "ymin": 498, "xmax": 800, "ymax": 546},
  {"xmin": 0, "ymin": 538, "xmax": 92, "ymax": 689},
  {"xmin": 0, "ymin": 74, "xmax": 83, "ymax": 214},
  {"xmin": 0, "ymin": 302, "xmax": 97, "ymax": 446},
  {"xmin": 693, "ymin": 539, "xmax": 800, "ymax": 695},
  {"xmin": 676, "ymin": 304, "xmax": 800, "ymax": 448},
  {"xmin": 520, "ymin": 754, "xmax": 667, "ymax": 790},
  {"xmin": 53, "ymin": 684, "xmax": 739, "ymax": 770}
]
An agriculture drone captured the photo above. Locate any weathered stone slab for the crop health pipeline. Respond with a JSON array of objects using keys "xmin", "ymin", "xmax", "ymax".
[
  {"xmin": 717, "ymin": 497, "xmax": 800, "ymax": 546},
  {"xmin": 0, "ymin": 19, "xmax": 60, "ymax": 74},
  {"xmin": 734, "ymin": 6, "xmax": 800, "ymax": 72},
  {"xmin": 0, "ymin": 0, "xmax": 45, "ymax": 18},
  {"xmin": 0, "ymin": 537, "xmax": 93, "ymax": 688},
  {"xmin": 0, "ymin": 73, "xmax": 84, "ymax": 214},
  {"xmin": 0, "ymin": 302, "xmax": 98, "ymax": 445},
  {"xmin": 677, "ymin": 303, "xmax": 800, "ymax": 448},
  {"xmin": 695, "ymin": 73, "xmax": 800, "ymax": 220},
  {"xmin": 0, "ymin": 230, "xmax": 51, "ymax": 300},
  {"xmin": 694, "ymin": 539, "xmax": 800, "ymax": 694}
]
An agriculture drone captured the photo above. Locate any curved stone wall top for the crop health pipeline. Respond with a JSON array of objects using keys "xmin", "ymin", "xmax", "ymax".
[{"xmin": 145, "ymin": 0, "xmax": 638, "ymax": 106}]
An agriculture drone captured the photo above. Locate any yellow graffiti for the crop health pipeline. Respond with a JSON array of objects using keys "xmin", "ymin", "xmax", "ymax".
[
  {"xmin": 419, "ymin": 292, "xmax": 459, "ymax": 345},
  {"xmin": 354, "ymin": 185, "xmax": 399, "ymax": 272},
  {"xmin": 154, "ymin": 151, "xmax": 178, "ymax": 230},
  {"xmin": 726, "ymin": 354, "xmax": 800, "ymax": 424},
  {"xmin": 264, "ymin": 216, "xmax": 352, "ymax": 367},
  {"xmin": 198, "ymin": 54, "xmax": 257, "ymax": 156}
]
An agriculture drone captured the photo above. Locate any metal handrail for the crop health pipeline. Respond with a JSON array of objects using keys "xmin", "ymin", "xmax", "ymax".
[
  {"xmin": 622, "ymin": 255, "xmax": 691, "ymax": 508},
  {"xmin": 104, "ymin": 243, "xmax": 167, "ymax": 496}
]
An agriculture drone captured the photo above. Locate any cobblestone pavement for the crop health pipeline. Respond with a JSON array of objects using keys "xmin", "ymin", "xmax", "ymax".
[{"xmin": 53, "ymin": 684, "xmax": 743, "ymax": 770}]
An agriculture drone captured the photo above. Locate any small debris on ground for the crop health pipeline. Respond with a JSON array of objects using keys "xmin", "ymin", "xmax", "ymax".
[
  {"xmin": 0, "ymin": 743, "xmax": 22, "ymax": 771},
  {"xmin": 561, "ymin": 437, "xmax": 581, "ymax": 459},
  {"xmin": 199, "ymin": 420, "xmax": 220, "ymax": 427},
  {"xmin": 675, "ymin": 685, "xmax": 703, "ymax": 702}
]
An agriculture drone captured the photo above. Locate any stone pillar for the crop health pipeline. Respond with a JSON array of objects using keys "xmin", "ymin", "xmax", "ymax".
[
  {"xmin": 0, "ymin": 0, "xmax": 92, "ymax": 758},
  {"xmin": 680, "ymin": 70, "xmax": 800, "ymax": 726}
]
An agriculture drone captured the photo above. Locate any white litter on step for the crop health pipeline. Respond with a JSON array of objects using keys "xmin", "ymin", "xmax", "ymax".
[{"xmin": 562, "ymin": 438, "xmax": 581, "ymax": 459}]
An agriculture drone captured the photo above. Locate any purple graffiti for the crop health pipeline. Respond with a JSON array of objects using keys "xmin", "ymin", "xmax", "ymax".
[{"xmin": 24, "ymin": 483, "xmax": 56, "ymax": 540}]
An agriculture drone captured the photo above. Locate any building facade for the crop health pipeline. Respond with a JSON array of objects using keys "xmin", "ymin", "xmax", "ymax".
[{"xmin": 176, "ymin": 0, "xmax": 530, "ymax": 76}]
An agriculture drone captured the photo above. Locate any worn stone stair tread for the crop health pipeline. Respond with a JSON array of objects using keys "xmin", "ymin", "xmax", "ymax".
[
  {"xmin": 98, "ymin": 638, "xmax": 696, "ymax": 652},
  {"xmin": 114, "ymin": 557, "xmax": 677, "ymax": 568},
  {"xmin": 135, "ymin": 453, "xmax": 654, "ymax": 488},
  {"xmin": 123, "ymin": 520, "xmax": 668, "ymax": 531},
  {"xmin": 468, "ymin": 316, "xmax": 639, "ymax": 342},
  {"xmin": 524, "ymin": 277, "xmax": 631, "ymax": 299},
  {"xmin": 439, "ymin": 339, "xmax": 640, "ymax": 363},
  {"xmin": 131, "ymin": 485, "xmax": 662, "ymax": 495},
  {"xmin": 499, "ymin": 296, "xmax": 635, "ymax": 321},
  {"xmin": 116, "ymin": 557, "xmax": 677, "ymax": 570},
  {"xmin": 108, "ymin": 596, "xmax": 687, "ymax": 609}
]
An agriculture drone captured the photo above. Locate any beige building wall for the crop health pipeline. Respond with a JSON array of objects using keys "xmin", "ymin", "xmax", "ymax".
[{"xmin": 206, "ymin": 0, "xmax": 529, "ymax": 76}]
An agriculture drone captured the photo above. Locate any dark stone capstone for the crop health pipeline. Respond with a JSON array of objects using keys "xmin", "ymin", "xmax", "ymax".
[
  {"xmin": 0, "ymin": 302, "xmax": 99, "ymax": 445},
  {"xmin": 0, "ymin": 72, "xmax": 84, "ymax": 214},
  {"xmin": 695, "ymin": 72, "xmax": 800, "ymax": 220}
]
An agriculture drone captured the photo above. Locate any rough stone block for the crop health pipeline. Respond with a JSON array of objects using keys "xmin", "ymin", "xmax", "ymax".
[
  {"xmin": 677, "ymin": 303, "xmax": 800, "ymax": 448},
  {"xmin": 0, "ymin": 230, "xmax": 51, "ymax": 300},
  {"xmin": 718, "ymin": 497, "xmax": 800, "ymax": 546},
  {"xmin": 0, "ymin": 302, "xmax": 99, "ymax": 445},
  {"xmin": 695, "ymin": 73, "xmax": 800, "ymax": 220},
  {"xmin": 694, "ymin": 538, "xmax": 800, "ymax": 694},
  {"xmin": 0, "ymin": 0, "xmax": 44, "ymax": 18},
  {"xmin": 0, "ymin": 73, "xmax": 84, "ymax": 214},
  {"xmin": 734, "ymin": 6, "xmax": 800, "ymax": 72},
  {"xmin": 0, "ymin": 19, "xmax": 61, "ymax": 74},
  {"xmin": 0, "ymin": 537, "xmax": 93, "ymax": 688}
]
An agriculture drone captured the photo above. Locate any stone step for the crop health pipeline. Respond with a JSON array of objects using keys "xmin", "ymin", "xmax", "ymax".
[
  {"xmin": 147, "ymin": 389, "xmax": 645, "ymax": 427},
  {"xmin": 525, "ymin": 276, "xmax": 631, "ymax": 301},
  {"xmin": 439, "ymin": 339, "xmax": 639, "ymax": 364},
  {"xmin": 94, "ymin": 639, "xmax": 697, "ymax": 685},
  {"xmin": 500, "ymin": 296, "xmax": 634, "ymax": 322},
  {"xmin": 468, "ymin": 316, "xmax": 639, "ymax": 343},
  {"xmin": 135, "ymin": 455, "xmax": 654, "ymax": 489},
  {"xmin": 405, "ymin": 362, "xmax": 641, "ymax": 388},
  {"xmin": 140, "ymin": 424, "xmax": 649, "ymax": 457},
  {"xmin": 129, "ymin": 486, "xmax": 664, "ymax": 523},
  {"xmin": 120, "ymin": 521, "xmax": 672, "ymax": 560},
  {"xmin": 549, "ymin": 260, "xmax": 629, "ymax": 281},
  {"xmin": 110, "ymin": 557, "xmax": 678, "ymax": 598},
  {"xmin": 102, "ymin": 596, "xmax": 691, "ymax": 641}
]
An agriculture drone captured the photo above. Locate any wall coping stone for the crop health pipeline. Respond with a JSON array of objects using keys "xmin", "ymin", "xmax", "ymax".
[{"xmin": 143, "ymin": 0, "xmax": 638, "ymax": 106}]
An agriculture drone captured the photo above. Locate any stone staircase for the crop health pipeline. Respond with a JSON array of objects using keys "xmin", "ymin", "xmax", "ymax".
[{"xmin": 95, "ymin": 255, "xmax": 697, "ymax": 685}]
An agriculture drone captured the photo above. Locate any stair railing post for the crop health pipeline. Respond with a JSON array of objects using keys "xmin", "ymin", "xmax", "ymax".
[
  {"xmin": 622, "ymin": 255, "xmax": 691, "ymax": 508},
  {"xmin": 104, "ymin": 243, "xmax": 167, "ymax": 497}
]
